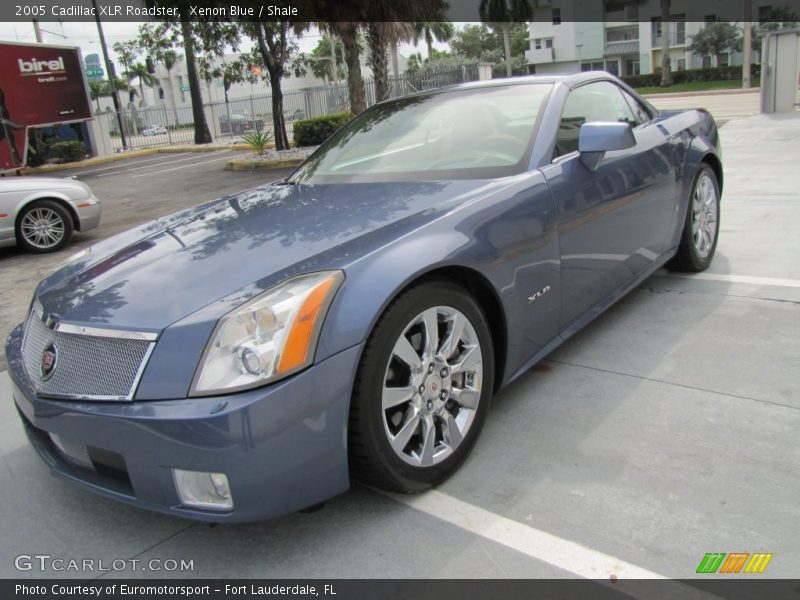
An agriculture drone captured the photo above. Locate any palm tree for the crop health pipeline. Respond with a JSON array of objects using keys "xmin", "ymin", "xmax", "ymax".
[
  {"xmin": 127, "ymin": 62, "xmax": 159, "ymax": 106},
  {"xmin": 660, "ymin": 0, "xmax": 673, "ymax": 86},
  {"xmin": 161, "ymin": 50, "xmax": 182, "ymax": 127},
  {"xmin": 179, "ymin": 14, "xmax": 212, "ymax": 144},
  {"xmin": 479, "ymin": 0, "xmax": 537, "ymax": 77},
  {"xmin": 413, "ymin": 21, "xmax": 455, "ymax": 60},
  {"xmin": 326, "ymin": 21, "xmax": 366, "ymax": 114},
  {"xmin": 88, "ymin": 78, "xmax": 129, "ymax": 112},
  {"xmin": 367, "ymin": 23, "xmax": 414, "ymax": 102}
]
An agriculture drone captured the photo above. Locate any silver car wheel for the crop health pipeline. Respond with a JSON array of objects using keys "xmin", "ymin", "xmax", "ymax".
[
  {"xmin": 382, "ymin": 306, "xmax": 483, "ymax": 467},
  {"xmin": 692, "ymin": 173, "xmax": 718, "ymax": 259},
  {"xmin": 20, "ymin": 207, "xmax": 66, "ymax": 250}
]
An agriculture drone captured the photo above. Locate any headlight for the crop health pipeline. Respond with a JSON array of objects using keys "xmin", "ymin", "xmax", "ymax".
[{"xmin": 190, "ymin": 270, "xmax": 344, "ymax": 396}]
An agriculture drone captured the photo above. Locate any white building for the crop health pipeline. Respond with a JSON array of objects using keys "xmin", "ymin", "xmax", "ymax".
[{"xmin": 526, "ymin": 0, "xmax": 777, "ymax": 77}]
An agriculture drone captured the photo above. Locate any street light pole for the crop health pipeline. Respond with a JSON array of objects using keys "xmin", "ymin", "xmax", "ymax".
[
  {"xmin": 742, "ymin": 0, "xmax": 753, "ymax": 88},
  {"xmin": 91, "ymin": 0, "xmax": 127, "ymax": 150}
]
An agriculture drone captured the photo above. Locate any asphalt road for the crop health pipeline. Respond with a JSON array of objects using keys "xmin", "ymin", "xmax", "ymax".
[
  {"xmin": 0, "ymin": 112, "xmax": 798, "ymax": 583},
  {"xmin": 0, "ymin": 150, "xmax": 295, "ymax": 370}
]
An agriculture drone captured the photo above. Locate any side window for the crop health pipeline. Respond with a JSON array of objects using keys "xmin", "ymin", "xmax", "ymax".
[
  {"xmin": 618, "ymin": 88, "xmax": 653, "ymax": 127},
  {"xmin": 555, "ymin": 81, "xmax": 638, "ymax": 158}
]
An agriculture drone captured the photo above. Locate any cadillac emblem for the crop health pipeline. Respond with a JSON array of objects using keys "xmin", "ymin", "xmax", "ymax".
[{"xmin": 40, "ymin": 343, "xmax": 58, "ymax": 381}]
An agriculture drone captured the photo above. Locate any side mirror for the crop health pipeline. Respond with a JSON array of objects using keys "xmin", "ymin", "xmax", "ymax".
[{"xmin": 578, "ymin": 122, "xmax": 636, "ymax": 171}]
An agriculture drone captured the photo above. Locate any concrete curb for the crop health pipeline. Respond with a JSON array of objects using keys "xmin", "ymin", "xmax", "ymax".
[
  {"xmin": 225, "ymin": 158, "xmax": 305, "ymax": 171},
  {"xmin": 24, "ymin": 144, "xmax": 246, "ymax": 174},
  {"xmin": 642, "ymin": 87, "xmax": 760, "ymax": 99}
]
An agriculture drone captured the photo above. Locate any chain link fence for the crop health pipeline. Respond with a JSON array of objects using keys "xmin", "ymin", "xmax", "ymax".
[{"xmin": 102, "ymin": 65, "xmax": 481, "ymax": 151}]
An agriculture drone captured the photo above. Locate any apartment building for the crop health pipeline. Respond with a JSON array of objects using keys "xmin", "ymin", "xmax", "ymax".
[{"xmin": 526, "ymin": 0, "xmax": 777, "ymax": 76}]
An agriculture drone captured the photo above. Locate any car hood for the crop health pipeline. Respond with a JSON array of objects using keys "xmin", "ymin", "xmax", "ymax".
[
  {"xmin": 35, "ymin": 179, "xmax": 502, "ymax": 331},
  {"xmin": 0, "ymin": 176, "xmax": 88, "ymax": 194}
]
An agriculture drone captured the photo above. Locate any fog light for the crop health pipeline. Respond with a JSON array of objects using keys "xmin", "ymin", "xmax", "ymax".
[{"xmin": 172, "ymin": 469, "xmax": 233, "ymax": 511}]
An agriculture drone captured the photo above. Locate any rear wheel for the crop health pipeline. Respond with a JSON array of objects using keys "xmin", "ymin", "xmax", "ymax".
[
  {"xmin": 668, "ymin": 164, "xmax": 720, "ymax": 272},
  {"xmin": 348, "ymin": 280, "xmax": 494, "ymax": 493},
  {"xmin": 16, "ymin": 200, "xmax": 73, "ymax": 253}
]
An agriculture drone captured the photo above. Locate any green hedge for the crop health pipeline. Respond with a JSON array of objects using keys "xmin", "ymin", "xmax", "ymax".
[
  {"xmin": 622, "ymin": 65, "xmax": 762, "ymax": 89},
  {"xmin": 293, "ymin": 112, "xmax": 352, "ymax": 147},
  {"xmin": 50, "ymin": 141, "xmax": 88, "ymax": 163}
]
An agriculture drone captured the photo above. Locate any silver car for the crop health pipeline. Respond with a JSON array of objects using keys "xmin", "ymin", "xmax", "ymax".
[{"xmin": 0, "ymin": 176, "xmax": 101, "ymax": 253}]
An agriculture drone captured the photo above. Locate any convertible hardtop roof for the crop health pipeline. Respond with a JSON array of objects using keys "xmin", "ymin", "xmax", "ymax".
[{"xmin": 450, "ymin": 71, "xmax": 620, "ymax": 91}]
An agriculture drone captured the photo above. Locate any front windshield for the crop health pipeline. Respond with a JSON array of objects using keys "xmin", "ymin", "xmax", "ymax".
[{"xmin": 290, "ymin": 83, "xmax": 553, "ymax": 184}]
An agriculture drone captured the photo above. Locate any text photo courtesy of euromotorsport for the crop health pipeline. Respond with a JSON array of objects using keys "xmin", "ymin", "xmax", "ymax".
[{"xmin": 16, "ymin": 584, "xmax": 334, "ymax": 597}]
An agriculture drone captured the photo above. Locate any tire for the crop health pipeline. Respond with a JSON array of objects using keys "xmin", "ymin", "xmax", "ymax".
[
  {"xmin": 15, "ymin": 200, "xmax": 73, "ymax": 253},
  {"xmin": 667, "ymin": 164, "xmax": 720, "ymax": 272},
  {"xmin": 348, "ymin": 280, "xmax": 495, "ymax": 493}
]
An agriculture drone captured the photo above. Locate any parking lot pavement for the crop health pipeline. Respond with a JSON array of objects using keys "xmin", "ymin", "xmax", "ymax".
[
  {"xmin": 0, "ymin": 112, "xmax": 798, "ymax": 581},
  {"xmin": 0, "ymin": 151, "xmax": 295, "ymax": 370}
]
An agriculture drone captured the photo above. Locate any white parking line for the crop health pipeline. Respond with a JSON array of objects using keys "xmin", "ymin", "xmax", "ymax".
[
  {"xmin": 658, "ymin": 272, "xmax": 800, "ymax": 289},
  {"xmin": 98, "ymin": 152, "xmax": 228, "ymax": 177},
  {"xmin": 69, "ymin": 153, "xmax": 189, "ymax": 176},
  {"xmin": 130, "ymin": 151, "xmax": 237, "ymax": 177},
  {"xmin": 387, "ymin": 490, "xmax": 722, "ymax": 600}
]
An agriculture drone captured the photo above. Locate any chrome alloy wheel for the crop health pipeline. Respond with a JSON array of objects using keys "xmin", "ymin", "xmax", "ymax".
[
  {"xmin": 692, "ymin": 173, "xmax": 718, "ymax": 259},
  {"xmin": 20, "ymin": 207, "xmax": 66, "ymax": 250},
  {"xmin": 381, "ymin": 306, "xmax": 483, "ymax": 467}
]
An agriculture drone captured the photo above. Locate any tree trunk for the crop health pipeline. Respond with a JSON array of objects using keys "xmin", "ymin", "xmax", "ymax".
[
  {"xmin": 503, "ymin": 25, "xmax": 513, "ymax": 77},
  {"xmin": 660, "ymin": 0, "xmax": 672, "ymax": 87},
  {"xmin": 390, "ymin": 41, "xmax": 400, "ymax": 97},
  {"xmin": 166, "ymin": 70, "xmax": 179, "ymax": 128},
  {"xmin": 340, "ymin": 26, "xmax": 366, "ymax": 114},
  {"xmin": 427, "ymin": 34, "xmax": 434, "ymax": 61},
  {"xmin": 742, "ymin": 0, "xmax": 753, "ymax": 88},
  {"xmin": 268, "ymin": 67, "xmax": 289, "ymax": 151},
  {"xmin": 180, "ymin": 16, "xmax": 212, "ymax": 144},
  {"xmin": 367, "ymin": 24, "xmax": 390, "ymax": 102}
]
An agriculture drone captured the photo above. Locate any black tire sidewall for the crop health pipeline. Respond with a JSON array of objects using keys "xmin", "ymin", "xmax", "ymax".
[
  {"xmin": 350, "ymin": 280, "xmax": 495, "ymax": 492},
  {"xmin": 16, "ymin": 200, "xmax": 73, "ymax": 253}
]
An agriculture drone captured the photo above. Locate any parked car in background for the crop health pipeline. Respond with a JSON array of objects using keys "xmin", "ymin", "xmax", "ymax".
[
  {"xmin": 141, "ymin": 125, "xmax": 168, "ymax": 136},
  {"xmin": 6, "ymin": 73, "xmax": 721, "ymax": 521},
  {"xmin": 218, "ymin": 113, "xmax": 264, "ymax": 135},
  {"xmin": 0, "ymin": 177, "xmax": 101, "ymax": 253}
]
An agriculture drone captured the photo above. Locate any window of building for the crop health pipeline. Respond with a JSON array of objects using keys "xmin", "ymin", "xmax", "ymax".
[
  {"xmin": 606, "ymin": 60, "xmax": 620, "ymax": 75},
  {"xmin": 545, "ymin": 38, "xmax": 554, "ymax": 49},
  {"xmin": 719, "ymin": 52, "xmax": 729, "ymax": 67},
  {"xmin": 535, "ymin": 38, "xmax": 542, "ymax": 49},
  {"xmin": 625, "ymin": 59, "xmax": 641, "ymax": 76},
  {"xmin": 677, "ymin": 58, "xmax": 686, "ymax": 71},
  {"xmin": 651, "ymin": 18, "xmax": 662, "ymax": 39},
  {"xmin": 702, "ymin": 55, "xmax": 712, "ymax": 68},
  {"xmin": 552, "ymin": 8, "xmax": 561, "ymax": 25},
  {"xmin": 555, "ymin": 81, "xmax": 638, "ymax": 157}
]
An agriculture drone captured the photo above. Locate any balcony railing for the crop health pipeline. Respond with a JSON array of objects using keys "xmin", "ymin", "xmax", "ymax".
[
  {"xmin": 526, "ymin": 47, "xmax": 555, "ymax": 64},
  {"xmin": 653, "ymin": 31, "xmax": 687, "ymax": 46}
]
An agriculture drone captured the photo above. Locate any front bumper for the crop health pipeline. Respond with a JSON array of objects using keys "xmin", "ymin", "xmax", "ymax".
[
  {"xmin": 6, "ymin": 324, "xmax": 362, "ymax": 523},
  {"xmin": 72, "ymin": 199, "xmax": 102, "ymax": 232}
]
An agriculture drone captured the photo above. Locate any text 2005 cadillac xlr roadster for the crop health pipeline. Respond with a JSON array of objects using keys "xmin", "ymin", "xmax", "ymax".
[{"xmin": 6, "ymin": 73, "xmax": 721, "ymax": 522}]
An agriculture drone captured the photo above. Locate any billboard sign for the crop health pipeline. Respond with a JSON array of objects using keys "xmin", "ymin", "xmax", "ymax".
[{"xmin": 0, "ymin": 42, "xmax": 93, "ymax": 171}]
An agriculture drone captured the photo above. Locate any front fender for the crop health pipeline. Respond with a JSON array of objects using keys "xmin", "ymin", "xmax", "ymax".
[{"xmin": 317, "ymin": 171, "xmax": 561, "ymax": 387}]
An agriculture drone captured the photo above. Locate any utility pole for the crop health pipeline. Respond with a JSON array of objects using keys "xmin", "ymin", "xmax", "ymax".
[
  {"xmin": 91, "ymin": 0, "xmax": 127, "ymax": 150},
  {"xmin": 742, "ymin": 0, "xmax": 753, "ymax": 88},
  {"xmin": 32, "ymin": 19, "xmax": 42, "ymax": 43}
]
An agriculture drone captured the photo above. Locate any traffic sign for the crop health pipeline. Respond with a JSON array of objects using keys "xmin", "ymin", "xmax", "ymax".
[{"xmin": 85, "ymin": 67, "xmax": 104, "ymax": 80}]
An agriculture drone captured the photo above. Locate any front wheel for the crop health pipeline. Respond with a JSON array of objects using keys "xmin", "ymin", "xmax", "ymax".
[
  {"xmin": 668, "ymin": 165, "xmax": 720, "ymax": 272},
  {"xmin": 16, "ymin": 200, "xmax": 73, "ymax": 253},
  {"xmin": 348, "ymin": 280, "xmax": 495, "ymax": 493}
]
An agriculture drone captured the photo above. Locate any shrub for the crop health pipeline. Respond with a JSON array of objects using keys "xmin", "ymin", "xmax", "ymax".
[
  {"xmin": 241, "ymin": 130, "xmax": 274, "ymax": 156},
  {"xmin": 293, "ymin": 112, "xmax": 352, "ymax": 147},
  {"xmin": 622, "ymin": 64, "xmax": 762, "ymax": 89},
  {"xmin": 50, "ymin": 141, "xmax": 88, "ymax": 163}
]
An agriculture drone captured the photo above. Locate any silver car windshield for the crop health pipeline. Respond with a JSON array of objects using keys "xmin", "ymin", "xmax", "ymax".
[{"xmin": 290, "ymin": 83, "xmax": 553, "ymax": 183}]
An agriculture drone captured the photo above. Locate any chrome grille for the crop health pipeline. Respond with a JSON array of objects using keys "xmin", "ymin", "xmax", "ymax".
[{"xmin": 21, "ymin": 312, "xmax": 154, "ymax": 401}]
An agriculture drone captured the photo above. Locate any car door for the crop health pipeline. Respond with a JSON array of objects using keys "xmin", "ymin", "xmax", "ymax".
[{"xmin": 539, "ymin": 80, "xmax": 677, "ymax": 330}]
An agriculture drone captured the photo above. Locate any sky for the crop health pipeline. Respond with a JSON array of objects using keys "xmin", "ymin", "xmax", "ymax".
[{"xmin": 0, "ymin": 20, "xmax": 454, "ymax": 74}]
